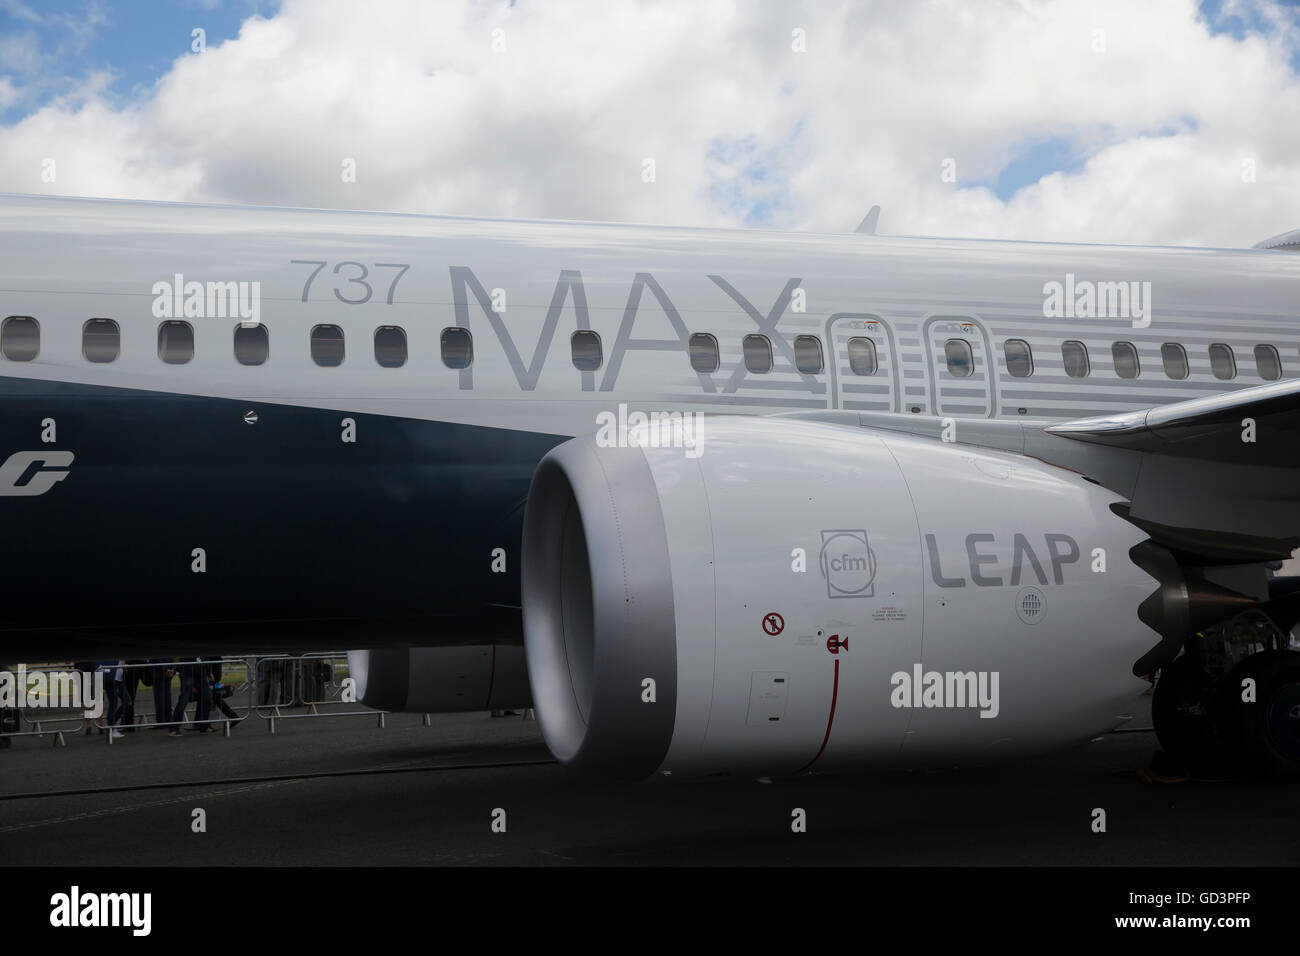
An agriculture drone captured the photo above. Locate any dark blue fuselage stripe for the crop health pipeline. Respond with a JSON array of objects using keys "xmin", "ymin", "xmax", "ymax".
[{"xmin": 0, "ymin": 376, "xmax": 564, "ymax": 657}]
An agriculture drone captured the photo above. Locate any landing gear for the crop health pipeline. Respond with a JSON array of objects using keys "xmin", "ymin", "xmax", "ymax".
[
  {"xmin": 1219, "ymin": 651, "xmax": 1300, "ymax": 781},
  {"xmin": 1152, "ymin": 624, "xmax": 1300, "ymax": 780},
  {"xmin": 1151, "ymin": 650, "xmax": 1235, "ymax": 778}
]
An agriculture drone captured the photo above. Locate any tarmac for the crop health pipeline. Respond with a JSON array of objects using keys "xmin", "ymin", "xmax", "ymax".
[{"xmin": 1, "ymin": 694, "xmax": 1297, "ymax": 866}]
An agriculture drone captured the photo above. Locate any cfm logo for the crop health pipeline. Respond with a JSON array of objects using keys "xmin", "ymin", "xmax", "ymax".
[
  {"xmin": 819, "ymin": 529, "xmax": 877, "ymax": 598},
  {"xmin": 0, "ymin": 450, "xmax": 73, "ymax": 496}
]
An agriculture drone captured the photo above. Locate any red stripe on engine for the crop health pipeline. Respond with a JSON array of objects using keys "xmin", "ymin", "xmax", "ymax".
[{"xmin": 797, "ymin": 658, "xmax": 840, "ymax": 773}]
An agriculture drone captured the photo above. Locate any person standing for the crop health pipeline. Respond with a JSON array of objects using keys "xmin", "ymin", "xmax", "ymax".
[
  {"xmin": 170, "ymin": 658, "xmax": 213, "ymax": 735},
  {"xmin": 149, "ymin": 659, "xmax": 174, "ymax": 731},
  {"xmin": 120, "ymin": 659, "xmax": 146, "ymax": 733},
  {"xmin": 98, "ymin": 660, "xmax": 130, "ymax": 739},
  {"xmin": 204, "ymin": 656, "xmax": 240, "ymax": 724}
]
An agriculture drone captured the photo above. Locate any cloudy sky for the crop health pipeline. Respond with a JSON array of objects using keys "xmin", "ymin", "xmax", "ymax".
[{"xmin": 1, "ymin": 0, "xmax": 1298, "ymax": 247}]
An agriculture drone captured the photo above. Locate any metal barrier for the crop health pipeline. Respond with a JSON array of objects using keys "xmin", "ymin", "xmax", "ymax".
[
  {"xmin": 0, "ymin": 652, "xmax": 405, "ymax": 746},
  {"xmin": 93, "ymin": 658, "xmax": 248, "ymax": 744},
  {"xmin": 0, "ymin": 663, "xmax": 93, "ymax": 747},
  {"xmin": 251, "ymin": 652, "xmax": 389, "ymax": 733}
]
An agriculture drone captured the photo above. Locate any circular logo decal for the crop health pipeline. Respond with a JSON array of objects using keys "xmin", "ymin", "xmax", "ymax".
[
  {"xmin": 1015, "ymin": 586, "xmax": 1047, "ymax": 625},
  {"xmin": 819, "ymin": 531, "xmax": 877, "ymax": 598}
]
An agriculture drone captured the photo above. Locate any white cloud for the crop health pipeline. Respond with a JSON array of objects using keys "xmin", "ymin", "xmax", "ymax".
[
  {"xmin": 0, "ymin": 0, "xmax": 41, "ymax": 24},
  {"xmin": 2, "ymin": 0, "xmax": 1299, "ymax": 247}
]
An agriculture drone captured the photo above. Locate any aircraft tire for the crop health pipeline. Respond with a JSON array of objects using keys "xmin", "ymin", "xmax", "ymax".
[{"xmin": 1220, "ymin": 651, "xmax": 1300, "ymax": 781}]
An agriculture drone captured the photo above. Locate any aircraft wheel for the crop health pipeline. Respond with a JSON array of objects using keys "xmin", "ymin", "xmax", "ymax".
[{"xmin": 1220, "ymin": 651, "xmax": 1300, "ymax": 781}]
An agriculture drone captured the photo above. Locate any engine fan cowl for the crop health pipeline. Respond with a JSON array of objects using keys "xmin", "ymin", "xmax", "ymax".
[{"xmin": 523, "ymin": 417, "xmax": 1158, "ymax": 779}]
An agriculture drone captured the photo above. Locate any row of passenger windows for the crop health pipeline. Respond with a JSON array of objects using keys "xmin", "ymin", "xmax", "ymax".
[
  {"xmin": 843, "ymin": 336, "xmax": 1287, "ymax": 382},
  {"xmin": 0, "ymin": 316, "xmax": 476, "ymax": 369},
  {"xmin": 0, "ymin": 316, "xmax": 824, "ymax": 374},
  {"xmin": 1001, "ymin": 338, "xmax": 1284, "ymax": 381},
  {"xmin": 0, "ymin": 315, "xmax": 1290, "ymax": 382}
]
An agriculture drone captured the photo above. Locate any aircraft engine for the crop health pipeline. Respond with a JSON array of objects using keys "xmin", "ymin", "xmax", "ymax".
[
  {"xmin": 520, "ymin": 416, "xmax": 1162, "ymax": 778},
  {"xmin": 346, "ymin": 646, "xmax": 531, "ymax": 712}
]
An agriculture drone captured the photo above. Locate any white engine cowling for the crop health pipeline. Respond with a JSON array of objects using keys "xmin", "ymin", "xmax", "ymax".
[
  {"xmin": 521, "ymin": 416, "xmax": 1157, "ymax": 779},
  {"xmin": 347, "ymin": 646, "xmax": 530, "ymax": 712}
]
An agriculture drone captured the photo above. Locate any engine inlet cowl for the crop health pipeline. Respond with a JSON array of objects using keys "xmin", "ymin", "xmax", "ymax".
[
  {"xmin": 520, "ymin": 438, "xmax": 678, "ymax": 778},
  {"xmin": 522, "ymin": 417, "xmax": 1159, "ymax": 779}
]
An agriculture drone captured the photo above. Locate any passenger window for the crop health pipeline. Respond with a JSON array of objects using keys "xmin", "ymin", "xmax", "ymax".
[
  {"xmin": 234, "ymin": 324, "xmax": 269, "ymax": 366},
  {"xmin": 1, "ymin": 316, "xmax": 39, "ymax": 362},
  {"xmin": 1062, "ymin": 340, "xmax": 1090, "ymax": 378},
  {"xmin": 689, "ymin": 332, "xmax": 719, "ymax": 373},
  {"xmin": 1111, "ymin": 341, "xmax": 1140, "ymax": 379},
  {"xmin": 570, "ymin": 330, "xmax": 602, "ymax": 371},
  {"xmin": 743, "ymin": 334, "xmax": 772, "ymax": 373},
  {"xmin": 83, "ymin": 318, "xmax": 120, "ymax": 364},
  {"xmin": 794, "ymin": 335, "xmax": 824, "ymax": 374},
  {"xmin": 1003, "ymin": 339, "xmax": 1033, "ymax": 377},
  {"xmin": 944, "ymin": 338, "xmax": 974, "ymax": 377},
  {"xmin": 158, "ymin": 320, "xmax": 194, "ymax": 364},
  {"xmin": 1254, "ymin": 344, "xmax": 1282, "ymax": 381},
  {"xmin": 310, "ymin": 324, "xmax": 344, "ymax": 367},
  {"xmin": 1160, "ymin": 342, "xmax": 1188, "ymax": 380},
  {"xmin": 374, "ymin": 326, "xmax": 407, "ymax": 368},
  {"xmin": 847, "ymin": 337, "xmax": 877, "ymax": 375},
  {"xmin": 440, "ymin": 327, "xmax": 473, "ymax": 369},
  {"xmin": 1208, "ymin": 343, "xmax": 1236, "ymax": 380}
]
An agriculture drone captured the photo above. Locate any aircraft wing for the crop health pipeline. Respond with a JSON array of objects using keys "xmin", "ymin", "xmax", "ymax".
[
  {"xmin": 1044, "ymin": 377, "xmax": 1300, "ymax": 467},
  {"xmin": 1040, "ymin": 379, "xmax": 1300, "ymax": 561}
]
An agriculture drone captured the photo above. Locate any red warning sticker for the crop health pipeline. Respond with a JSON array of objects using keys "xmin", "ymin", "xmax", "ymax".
[{"xmin": 762, "ymin": 612, "xmax": 785, "ymax": 636}]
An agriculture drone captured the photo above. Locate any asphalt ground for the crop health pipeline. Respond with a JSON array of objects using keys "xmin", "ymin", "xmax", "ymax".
[{"xmin": 0, "ymin": 694, "xmax": 1296, "ymax": 867}]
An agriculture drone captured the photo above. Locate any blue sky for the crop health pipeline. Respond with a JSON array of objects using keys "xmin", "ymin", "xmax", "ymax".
[
  {"xmin": 1, "ymin": 1, "xmax": 1299, "ymax": 245},
  {"xmin": 0, "ymin": 0, "xmax": 278, "ymax": 123},
  {"xmin": 1200, "ymin": 0, "xmax": 1288, "ymax": 40},
  {"xmin": 963, "ymin": 0, "xmax": 1299, "ymax": 200},
  {"xmin": 1200, "ymin": 0, "xmax": 1300, "ymax": 71},
  {"xmin": 0, "ymin": 0, "xmax": 1294, "ymax": 202}
]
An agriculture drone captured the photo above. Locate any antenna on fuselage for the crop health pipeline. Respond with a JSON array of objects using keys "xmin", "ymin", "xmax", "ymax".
[{"xmin": 855, "ymin": 205, "xmax": 881, "ymax": 235}]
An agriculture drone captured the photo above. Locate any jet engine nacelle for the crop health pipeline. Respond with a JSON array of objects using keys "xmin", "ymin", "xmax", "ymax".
[
  {"xmin": 347, "ymin": 645, "xmax": 530, "ymax": 712},
  {"xmin": 521, "ymin": 417, "xmax": 1157, "ymax": 778}
]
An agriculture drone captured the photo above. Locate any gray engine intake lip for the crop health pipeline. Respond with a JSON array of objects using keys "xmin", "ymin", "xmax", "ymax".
[{"xmin": 521, "ymin": 437, "xmax": 678, "ymax": 778}]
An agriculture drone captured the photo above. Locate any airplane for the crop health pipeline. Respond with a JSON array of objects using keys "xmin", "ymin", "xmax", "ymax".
[{"xmin": 1, "ymin": 192, "xmax": 1298, "ymax": 781}]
